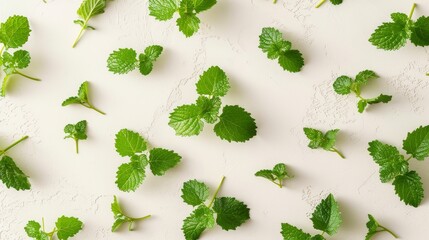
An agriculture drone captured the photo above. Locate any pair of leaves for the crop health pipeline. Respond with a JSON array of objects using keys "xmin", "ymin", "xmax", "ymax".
[
  {"xmin": 281, "ymin": 194, "xmax": 342, "ymax": 239},
  {"xmin": 259, "ymin": 27, "xmax": 304, "ymax": 73},
  {"xmin": 25, "ymin": 216, "xmax": 83, "ymax": 240},
  {"xmin": 333, "ymin": 70, "xmax": 392, "ymax": 113},
  {"xmin": 369, "ymin": 4, "xmax": 429, "ymax": 50},
  {"xmin": 149, "ymin": 0, "xmax": 217, "ymax": 37},
  {"xmin": 114, "ymin": 129, "xmax": 181, "ymax": 192},
  {"xmin": 107, "ymin": 46, "xmax": 163, "ymax": 76},
  {"xmin": 365, "ymin": 214, "xmax": 398, "ymax": 240},
  {"xmin": 181, "ymin": 179, "xmax": 250, "ymax": 240},
  {"xmin": 255, "ymin": 163, "xmax": 291, "ymax": 188},
  {"xmin": 62, "ymin": 81, "xmax": 105, "ymax": 115},
  {"xmin": 0, "ymin": 136, "xmax": 31, "ymax": 191},
  {"xmin": 73, "ymin": 0, "xmax": 107, "ymax": 47},
  {"xmin": 64, "ymin": 120, "xmax": 88, "ymax": 154},
  {"xmin": 111, "ymin": 196, "xmax": 151, "ymax": 232},
  {"xmin": 303, "ymin": 128, "xmax": 345, "ymax": 159},
  {"xmin": 169, "ymin": 66, "xmax": 257, "ymax": 142},
  {"xmin": 368, "ymin": 125, "xmax": 429, "ymax": 207}
]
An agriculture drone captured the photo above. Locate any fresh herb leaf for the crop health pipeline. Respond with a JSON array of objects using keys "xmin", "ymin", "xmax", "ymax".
[
  {"xmin": 64, "ymin": 120, "xmax": 88, "ymax": 154},
  {"xmin": 0, "ymin": 136, "xmax": 31, "ymax": 190},
  {"xmin": 365, "ymin": 214, "xmax": 398, "ymax": 240},
  {"xmin": 114, "ymin": 129, "xmax": 181, "ymax": 192},
  {"xmin": 169, "ymin": 66, "xmax": 257, "ymax": 142},
  {"xmin": 303, "ymin": 128, "xmax": 345, "ymax": 158},
  {"xmin": 72, "ymin": 0, "xmax": 107, "ymax": 48},
  {"xmin": 368, "ymin": 125, "xmax": 429, "ymax": 207},
  {"xmin": 333, "ymin": 70, "xmax": 392, "ymax": 113},
  {"xmin": 25, "ymin": 216, "xmax": 83, "ymax": 240},
  {"xmin": 181, "ymin": 177, "xmax": 250, "ymax": 240},
  {"xmin": 111, "ymin": 196, "xmax": 151, "ymax": 232},
  {"xmin": 259, "ymin": 27, "xmax": 304, "ymax": 73},
  {"xmin": 61, "ymin": 81, "xmax": 105, "ymax": 115},
  {"xmin": 255, "ymin": 163, "xmax": 291, "ymax": 188},
  {"xmin": 280, "ymin": 223, "xmax": 311, "ymax": 240}
]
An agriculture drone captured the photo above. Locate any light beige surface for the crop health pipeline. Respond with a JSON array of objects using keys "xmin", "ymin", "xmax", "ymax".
[{"xmin": 1, "ymin": 0, "xmax": 429, "ymax": 239}]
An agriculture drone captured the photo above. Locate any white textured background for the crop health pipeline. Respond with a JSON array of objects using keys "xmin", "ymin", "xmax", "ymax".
[{"xmin": 1, "ymin": 0, "xmax": 429, "ymax": 239}]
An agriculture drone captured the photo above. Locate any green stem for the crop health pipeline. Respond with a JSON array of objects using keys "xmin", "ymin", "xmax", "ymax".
[
  {"xmin": 208, "ymin": 176, "xmax": 226, "ymax": 208},
  {"xmin": 1, "ymin": 136, "xmax": 28, "ymax": 155},
  {"xmin": 0, "ymin": 45, "xmax": 4, "ymax": 55},
  {"xmin": 380, "ymin": 225, "xmax": 399, "ymax": 238},
  {"xmin": 330, "ymin": 147, "xmax": 345, "ymax": 159},
  {"xmin": 315, "ymin": 0, "xmax": 327, "ymax": 8},
  {"xmin": 15, "ymin": 71, "xmax": 41, "ymax": 81},
  {"xmin": 81, "ymin": 103, "xmax": 106, "ymax": 115},
  {"xmin": 405, "ymin": 155, "xmax": 413, "ymax": 161},
  {"xmin": 132, "ymin": 214, "xmax": 152, "ymax": 221},
  {"xmin": 72, "ymin": 20, "xmax": 88, "ymax": 48},
  {"xmin": 75, "ymin": 138, "xmax": 79, "ymax": 154},
  {"xmin": 128, "ymin": 221, "xmax": 134, "ymax": 231},
  {"xmin": 409, "ymin": 3, "xmax": 417, "ymax": 20}
]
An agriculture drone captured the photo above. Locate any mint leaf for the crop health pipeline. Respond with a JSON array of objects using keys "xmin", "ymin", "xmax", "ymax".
[
  {"xmin": 410, "ymin": 16, "xmax": 429, "ymax": 46},
  {"xmin": 255, "ymin": 163, "xmax": 291, "ymax": 188},
  {"xmin": 320, "ymin": 129, "xmax": 339, "ymax": 150},
  {"xmin": 107, "ymin": 48, "xmax": 137, "ymax": 74},
  {"xmin": 402, "ymin": 125, "xmax": 429, "ymax": 160},
  {"xmin": 181, "ymin": 179, "xmax": 210, "ymax": 206},
  {"xmin": 61, "ymin": 81, "xmax": 105, "ymax": 115},
  {"xmin": 366, "ymin": 94, "xmax": 392, "ymax": 105},
  {"xmin": 365, "ymin": 214, "xmax": 398, "ymax": 240},
  {"xmin": 213, "ymin": 197, "xmax": 250, "ymax": 230},
  {"xmin": 138, "ymin": 45, "xmax": 163, "ymax": 75},
  {"xmin": 259, "ymin": 27, "xmax": 304, "ymax": 72},
  {"xmin": 330, "ymin": 0, "xmax": 342, "ymax": 5},
  {"xmin": 280, "ymin": 223, "xmax": 311, "ymax": 240},
  {"xmin": 12, "ymin": 50, "xmax": 31, "ymax": 68},
  {"xmin": 25, "ymin": 220, "xmax": 42, "ymax": 238},
  {"xmin": 303, "ymin": 128, "xmax": 344, "ymax": 158},
  {"xmin": 149, "ymin": 0, "xmax": 179, "ymax": 21},
  {"xmin": 148, "ymin": 148, "xmax": 181, "ymax": 175},
  {"xmin": 115, "ymin": 129, "xmax": 147, "ymax": 157},
  {"xmin": 176, "ymin": 13, "xmax": 200, "ymax": 37},
  {"xmin": 0, "ymin": 15, "xmax": 31, "ymax": 49},
  {"xmin": 55, "ymin": 216, "xmax": 83, "ymax": 240},
  {"xmin": 355, "ymin": 70, "xmax": 378, "ymax": 86},
  {"xmin": 393, "ymin": 171, "xmax": 424, "ymax": 207},
  {"xmin": 333, "ymin": 76, "xmax": 353, "ymax": 95},
  {"xmin": 182, "ymin": 205, "xmax": 215, "ymax": 240},
  {"xmin": 0, "ymin": 156, "xmax": 31, "ymax": 190},
  {"xmin": 310, "ymin": 194, "xmax": 342, "ymax": 236},
  {"xmin": 196, "ymin": 66, "xmax": 230, "ymax": 97},
  {"xmin": 115, "ymin": 159, "xmax": 146, "ymax": 192},
  {"xmin": 73, "ymin": 0, "xmax": 107, "ymax": 47},
  {"xmin": 196, "ymin": 96, "xmax": 221, "ymax": 124},
  {"xmin": 303, "ymin": 127, "xmax": 324, "ymax": 149},
  {"xmin": 111, "ymin": 195, "xmax": 151, "ymax": 232},
  {"xmin": 214, "ymin": 105, "xmax": 257, "ymax": 142},
  {"xmin": 64, "ymin": 120, "xmax": 88, "ymax": 154},
  {"xmin": 169, "ymin": 104, "xmax": 204, "ymax": 136}
]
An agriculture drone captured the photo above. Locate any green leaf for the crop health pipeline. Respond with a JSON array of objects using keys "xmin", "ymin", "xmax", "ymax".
[
  {"xmin": 169, "ymin": 104, "xmax": 204, "ymax": 136},
  {"xmin": 77, "ymin": 0, "xmax": 106, "ymax": 20},
  {"xmin": 196, "ymin": 66, "xmax": 230, "ymax": 97},
  {"xmin": 213, "ymin": 197, "xmax": 250, "ymax": 231},
  {"xmin": 115, "ymin": 158, "xmax": 146, "ymax": 192},
  {"xmin": 355, "ymin": 70, "xmax": 378, "ymax": 86},
  {"xmin": 410, "ymin": 16, "xmax": 429, "ymax": 46},
  {"xmin": 255, "ymin": 169, "xmax": 276, "ymax": 181},
  {"xmin": 320, "ymin": 129, "xmax": 339, "ymax": 150},
  {"xmin": 196, "ymin": 96, "xmax": 222, "ymax": 124},
  {"xmin": 138, "ymin": 54, "xmax": 154, "ymax": 75},
  {"xmin": 273, "ymin": 163, "xmax": 289, "ymax": 179},
  {"xmin": 280, "ymin": 223, "xmax": 311, "ymax": 240},
  {"xmin": 61, "ymin": 97, "xmax": 83, "ymax": 106},
  {"xmin": 149, "ymin": 0, "xmax": 179, "ymax": 21},
  {"xmin": 391, "ymin": 13, "xmax": 409, "ymax": 25},
  {"xmin": 182, "ymin": 205, "xmax": 215, "ymax": 240},
  {"xmin": 13, "ymin": 50, "xmax": 31, "ymax": 69},
  {"xmin": 367, "ymin": 94, "xmax": 392, "ymax": 105},
  {"xmin": 403, "ymin": 125, "xmax": 429, "ymax": 160},
  {"xmin": 111, "ymin": 218, "xmax": 126, "ymax": 232},
  {"xmin": 214, "ymin": 105, "xmax": 257, "ymax": 142},
  {"xmin": 25, "ymin": 220, "xmax": 42, "ymax": 238},
  {"xmin": 144, "ymin": 45, "xmax": 164, "ymax": 61},
  {"xmin": 393, "ymin": 171, "xmax": 424, "ymax": 207},
  {"xmin": 0, "ymin": 156, "xmax": 31, "ymax": 190},
  {"xmin": 64, "ymin": 120, "xmax": 88, "ymax": 140},
  {"xmin": 368, "ymin": 140, "xmax": 409, "ymax": 182},
  {"xmin": 329, "ymin": 0, "xmax": 342, "ymax": 5},
  {"xmin": 311, "ymin": 235, "xmax": 326, "ymax": 240},
  {"xmin": 310, "ymin": 193, "xmax": 342, "ymax": 236},
  {"xmin": 55, "ymin": 216, "xmax": 83, "ymax": 240},
  {"xmin": 333, "ymin": 76, "xmax": 353, "ymax": 95},
  {"xmin": 148, "ymin": 148, "xmax": 181, "ymax": 175},
  {"xmin": 107, "ymin": 48, "xmax": 137, "ymax": 74},
  {"xmin": 115, "ymin": 129, "xmax": 147, "ymax": 157},
  {"xmin": 176, "ymin": 13, "xmax": 200, "ymax": 37},
  {"xmin": 278, "ymin": 50, "xmax": 304, "ymax": 73},
  {"xmin": 193, "ymin": 0, "xmax": 217, "ymax": 13},
  {"xmin": 258, "ymin": 27, "xmax": 291, "ymax": 59},
  {"xmin": 77, "ymin": 81, "xmax": 89, "ymax": 101},
  {"xmin": 365, "ymin": 214, "xmax": 378, "ymax": 240},
  {"xmin": 181, "ymin": 179, "xmax": 210, "ymax": 206},
  {"xmin": 0, "ymin": 15, "xmax": 31, "ymax": 49},
  {"xmin": 369, "ymin": 22, "xmax": 408, "ymax": 50},
  {"xmin": 303, "ymin": 128, "xmax": 324, "ymax": 149},
  {"xmin": 111, "ymin": 195, "xmax": 123, "ymax": 217},
  {"xmin": 358, "ymin": 100, "xmax": 368, "ymax": 113}
]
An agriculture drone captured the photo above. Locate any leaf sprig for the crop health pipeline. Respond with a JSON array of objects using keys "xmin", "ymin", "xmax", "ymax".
[
  {"xmin": 107, "ymin": 46, "xmax": 163, "ymax": 76},
  {"xmin": 303, "ymin": 128, "xmax": 345, "ymax": 159},
  {"xmin": 114, "ymin": 129, "xmax": 181, "ymax": 192},
  {"xmin": 25, "ymin": 216, "xmax": 83, "ymax": 240},
  {"xmin": 64, "ymin": 120, "xmax": 88, "ymax": 154},
  {"xmin": 255, "ymin": 163, "xmax": 292, "ymax": 188},
  {"xmin": 281, "ymin": 194, "xmax": 342, "ymax": 240},
  {"xmin": 333, "ymin": 70, "xmax": 392, "ymax": 113},
  {"xmin": 169, "ymin": 66, "xmax": 257, "ymax": 142},
  {"xmin": 258, "ymin": 27, "xmax": 304, "ymax": 73},
  {"xmin": 369, "ymin": 3, "xmax": 429, "ymax": 50},
  {"xmin": 181, "ymin": 176, "xmax": 250, "ymax": 240},
  {"xmin": 62, "ymin": 81, "xmax": 105, "ymax": 115},
  {"xmin": 0, "ymin": 15, "xmax": 40, "ymax": 97},
  {"xmin": 365, "ymin": 214, "xmax": 398, "ymax": 240},
  {"xmin": 315, "ymin": 0, "xmax": 343, "ymax": 8},
  {"xmin": 0, "ymin": 135, "xmax": 31, "ymax": 190},
  {"xmin": 368, "ymin": 125, "xmax": 429, "ymax": 207},
  {"xmin": 111, "ymin": 195, "xmax": 151, "ymax": 232},
  {"xmin": 148, "ymin": 0, "xmax": 218, "ymax": 37},
  {"xmin": 72, "ymin": 0, "xmax": 107, "ymax": 48}
]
